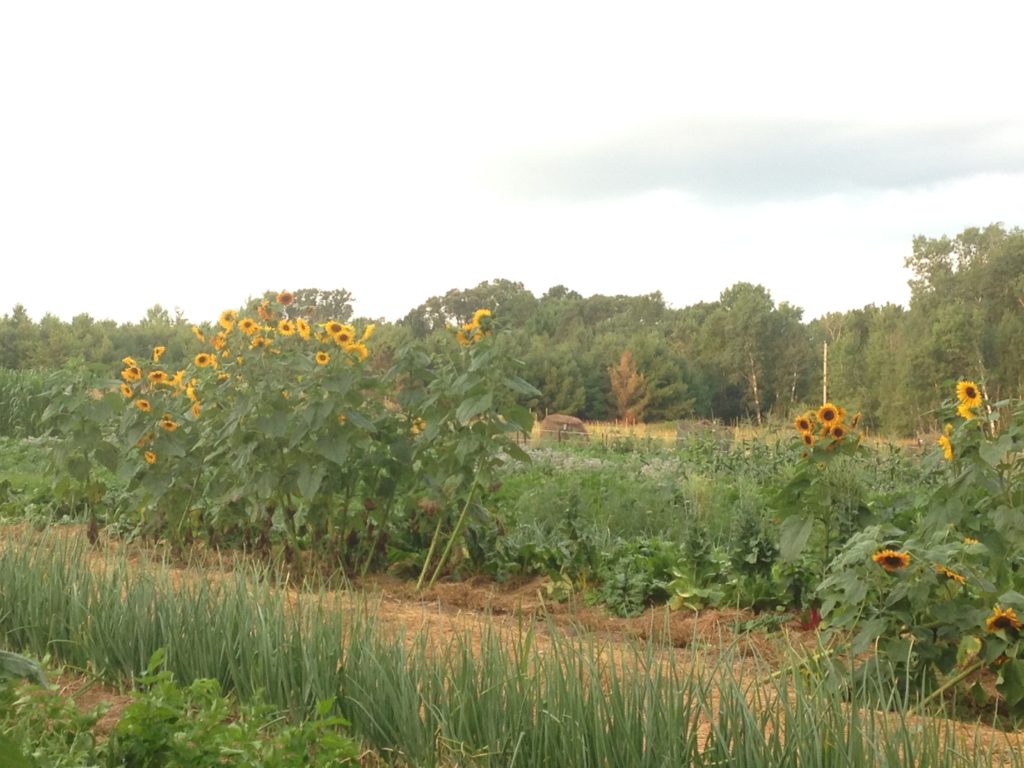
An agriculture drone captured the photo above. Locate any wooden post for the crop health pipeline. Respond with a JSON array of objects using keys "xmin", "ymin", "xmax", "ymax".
[{"xmin": 822, "ymin": 341, "xmax": 829, "ymax": 404}]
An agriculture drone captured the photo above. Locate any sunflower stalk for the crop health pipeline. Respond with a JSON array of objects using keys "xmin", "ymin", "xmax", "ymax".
[{"xmin": 426, "ymin": 479, "xmax": 480, "ymax": 590}]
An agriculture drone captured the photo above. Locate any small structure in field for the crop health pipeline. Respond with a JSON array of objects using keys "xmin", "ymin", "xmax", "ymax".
[{"xmin": 538, "ymin": 414, "xmax": 589, "ymax": 443}]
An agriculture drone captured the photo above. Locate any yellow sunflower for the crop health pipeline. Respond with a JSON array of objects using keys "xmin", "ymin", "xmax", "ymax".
[
  {"xmin": 315, "ymin": 351, "xmax": 330, "ymax": 365},
  {"xmin": 344, "ymin": 341, "xmax": 369, "ymax": 361},
  {"xmin": 956, "ymin": 402, "xmax": 975, "ymax": 420},
  {"xmin": 872, "ymin": 549, "xmax": 911, "ymax": 572},
  {"xmin": 250, "ymin": 336, "xmax": 271, "ymax": 350},
  {"xmin": 238, "ymin": 317, "xmax": 260, "ymax": 336},
  {"xmin": 938, "ymin": 434, "xmax": 954, "ymax": 461},
  {"xmin": 360, "ymin": 323, "xmax": 376, "ymax": 341},
  {"xmin": 211, "ymin": 332, "xmax": 228, "ymax": 350},
  {"xmin": 323, "ymin": 320, "xmax": 344, "ymax": 336},
  {"xmin": 191, "ymin": 325, "xmax": 206, "ymax": 343},
  {"xmin": 148, "ymin": 370, "xmax": 169, "ymax": 385},
  {"xmin": 122, "ymin": 355, "xmax": 138, "ymax": 367},
  {"xmin": 191, "ymin": 400, "xmax": 201, "ymax": 418},
  {"xmin": 257, "ymin": 300, "xmax": 274, "ymax": 322},
  {"xmin": 794, "ymin": 414, "xmax": 813, "ymax": 433},
  {"xmin": 121, "ymin": 366, "xmax": 142, "ymax": 383},
  {"xmin": 194, "ymin": 352, "xmax": 214, "ymax": 368},
  {"xmin": 278, "ymin": 319, "xmax": 296, "ymax": 337},
  {"xmin": 185, "ymin": 380, "xmax": 198, "ymax": 402},
  {"xmin": 219, "ymin": 309, "xmax": 238, "ymax": 331},
  {"xmin": 296, "ymin": 318, "xmax": 311, "ymax": 340},
  {"xmin": 331, "ymin": 324, "xmax": 356, "ymax": 345},
  {"xmin": 471, "ymin": 308, "xmax": 492, "ymax": 326},
  {"xmin": 801, "ymin": 432, "xmax": 815, "ymax": 448},
  {"xmin": 935, "ymin": 564, "xmax": 966, "ymax": 585},
  {"xmin": 159, "ymin": 415, "xmax": 177, "ymax": 432},
  {"xmin": 135, "ymin": 399, "xmax": 151, "ymax": 412},
  {"xmin": 986, "ymin": 606, "xmax": 1023, "ymax": 633},
  {"xmin": 276, "ymin": 290, "xmax": 294, "ymax": 306},
  {"xmin": 144, "ymin": 451, "xmax": 157, "ymax": 465},
  {"xmin": 119, "ymin": 382, "xmax": 133, "ymax": 398},
  {"xmin": 956, "ymin": 380, "xmax": 982, "ymax": 409},
  {"xmin": 830, "ymin": 424, "xmax": 847, "ymax": 440},
  {"xmin": 152, "ymin": 345, "xmax": 166, "ymax": 363},
  {"xmin": 817, "ymin": 403, "xmax": 840, "ymax": 426}
]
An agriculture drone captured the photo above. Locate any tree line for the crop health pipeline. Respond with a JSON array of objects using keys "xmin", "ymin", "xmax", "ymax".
[{"xmin": 3, "ymin": 225, "xmax": 1022, "ymax": 436}]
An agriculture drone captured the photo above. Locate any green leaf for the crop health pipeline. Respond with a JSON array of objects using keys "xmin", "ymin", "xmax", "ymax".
[
  {"xmin": 998, "ymin": 659, "xmax": 1024, "ymax": 708},
  {"xmin": 315, "ymin": 435, "xmax": 350, "ymax": 466},
  {"xmin": 0, "ymin": 649, "xmax": 48, "ymax": 685},
  {"xmin": 779, "ymin": 515, "xmax": 814, "ymax": 562},
  {"xmin": 296, "ymin": 462, "xmax": 326, "ymax": 499},
  {"xmin": 0, "ymin": 734, "xmax": 32, "ymax": 768},
  {"xmin": 505, "ymin": 375, "xmax": 542, "ymax": 397},
  {"xmin": 456, "ymin": 393, "xmax": 492, "ymax": 424},
  {"xmin": 93, "ymin": 439, "xmax": 119, "ymax": 471},
  {"xmin": 980, "ymin": 433, "xmax": 1013, "ymax": 467}
]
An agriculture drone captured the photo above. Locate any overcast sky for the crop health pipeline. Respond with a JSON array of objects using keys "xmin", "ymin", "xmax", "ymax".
[{"xmin": 2, "ymin": 2, "xmax": 1023, "ymax": 325}]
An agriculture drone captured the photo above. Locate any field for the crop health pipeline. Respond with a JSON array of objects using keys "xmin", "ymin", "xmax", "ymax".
[{"xmin": 2, "ymin": 328, "xmax": 1023, "ymax": 765}]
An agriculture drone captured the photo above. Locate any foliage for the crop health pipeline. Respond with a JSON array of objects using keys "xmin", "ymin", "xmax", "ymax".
[{"xmin": 818, "ymin": 383, "xmax": 1024, "ymax": 713}]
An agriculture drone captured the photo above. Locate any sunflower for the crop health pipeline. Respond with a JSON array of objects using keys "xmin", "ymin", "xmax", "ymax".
[
  {"xmin": 935, "ymin": 564, "xmax": 966, "ymax": 586},
  {"xmin": 148, "ymin": 370, "xmax": 169, "ymax": 385},
  {"xmin": 817, "ymin": 403, "xmax": 840, "ymax": 426},
  {"xmin": 191, "ymin": 400, "xmax": 202, "ymax": 418},
  {"xmin": 344, "ymin": 341, "xmax": 369, "ymax": 361},
  {"xmin": 185, "ymin": 380, "xmax": 198, "ymax": 402},
  {"xmin": 830, "ymin": 424, "xmax": 847, "ymax": 440},
  {"xmin": 956, "ymin": 380, "xmax": 983, "ymax": 409},
  {"xmin": 277, "ymin": 319, "xmax": 296, "ymax": 337},
  {"xmin": 986, "ymin": 606, "xmax": 1023, "ymax": 633},
  {"xmin": 135, "ymin": 399, "xmax": 151, "ymax": 412},
  {"xmin": 315, "ymin": 351, "xmax": 330, "ymax": 365},
  {"xmin": 257, "ymin": 300, "xmax": 274, "ymax": 321},
  {"xmin": 872, "ymin": 549, "xmax": 911, "ymax": 572},
  {"xmin": 219, "ymin": 310, "xmax": 238, "ymax": 331},
  {"xmin": 152, "ymin": 345, "xmax": 166, "ymax": 363},
  {"xmin": 238, "ymin": 317, "xmax": 260, "ymax": 336},
  {"xmin": 964, "ymin": 536, "xmax": 980, "ymax": 545},
  {"xmin": 119, "ymin": 382, "xmax": 133, "ymax": 398},
  {"xmin": 276, "ymin": 290, "xmax": 294, "ymax": 306},
  {"xmin": 956, "ymin": 402, "xmax": 975, "ymax": 420},
  {"xmin": 121, "ymin": 365, "xmax": 142, "ymax": 383},
  {"xmin": 144, "ymin": 451, "xmax": 157, "ymax": 465},
  {"xmin": 337, "ymin": 413, "xmax": 346, "ymax": 426},
  {"xmin": 135, "ymin": 432, "xmax": 152, "ymax": 448},
  {"xmin": 360, "ymin": 323, "xmax": 376, "ymax": 341},
  {"xmin": 250, "ymin": 336, "xmax": 271, "ymax": 350},
  {"xmin": 296, "ymin": 318, "xmax": 311, "ymax": 340},
  {"xmin": 159, "ymin": 415, "xmax": 177, "ymax": 432},
  {"xmin": 323, "ymin": 320, "xmax": 344, "ymax": 336},
  {"xmin": 191, "ymin": 325, "xmax": 206, "ymax": 343},
  {"xmin": 794, "ymin": 414, "xmax": 813, "ymax": 433},
  {"xmin": 217, "ymin": 372, "xmax": 230, "ymax": 382},
  {"xmin": 194, "ymin": 352, "xmax": 214, "ymax": 368},
  {"xmin": 938, "ymin": 434, "xmax": 954, "ymax": 461},
  {"xmin": 122, "ymin": 355, "xmax": 138, "ymax": 367},
  {"xmin": 801, "ymin": 432, "xmax": 815, "ymax": 447},
  {"xmin": 211, "ymin": 332, "xmax": 228, "ymax": 350},
  {"xmin": 331, "ymin": 324, "xmax": 356, "ymax": 345},
  {"xmin": 471, "ymin": 308, "xmax": 492, "ymax": 326}
]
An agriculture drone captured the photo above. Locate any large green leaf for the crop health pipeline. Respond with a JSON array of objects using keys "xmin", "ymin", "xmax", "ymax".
[
  {"xmin": 779, "ymin": 515, "xmax": 814, "ymax": 562},
  {"xmin": 456, "ymin": 393, "xmax": 492, "ymax": 424},
  {"xmin": 0, "ymin": 734, "xmax": 31, "ymax": 768}
]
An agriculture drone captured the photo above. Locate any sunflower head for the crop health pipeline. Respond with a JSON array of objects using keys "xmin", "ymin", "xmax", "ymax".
[
  {"xmin": 119, "ymin": 382, "xmax": 133, "ymax": 398},
  {"xmin": 191, "ymin": 400, "xmax": 202, "ymax": 418},
  {"xmin": 238, "ymin": 317, "xmax": 260, "ymax": 336},
  {"xmin": 986, "ymin": 606, "xmax": 1023, "ymax": 634},
  {"xmin": 144, "ymin": 451, "xmax": 157, "ymax": 465},
  {"xmin": 872, "ymin": 549, "xmax": 911, "ymax": 572},
  {"xmin": 122, "ymin": 355, "xmax": 138, "ymax": 367},
  {"xmin": 801, "ymin": 432, "xmax": 815, "ymax": 447},
  {"xmin": 830, "ymin": 424, "xmax": 847, "ymax": 440},
  {"xmin": 360, "ymin": 323, "xmax": 376, "ymax": 342},
  {"xmin": 278, "ymin": 319, "xmax": 296, "ymax": 337},
  {"xmin": 296, "ymin": 318, "xmax": 311, "ymax": 340},
  {"xmin": 935, "ymin": 564, "xmax": 966, "ymax": 586},
  {"xmin": 159, "ymin": 415, "xmax": 177, "ymax": 432},
  {"xmin": 219, "ymin": 310, "xmax": 238, "ymax": 331},
  {"xmin": 121, "ymin": 366, "xmax": 142, "ymax": 383},
  {"xmin": 324, "ymin": 320, "xmax": 344, "ymax": 336},
  {"xmin": 794, "ymin": 414, "xmax": 813, "ymax": 433},
  {"xmin": 148, "ymin": 370, "xmax": 169, "ymax": 385},
  {"xmin": 471, "ymin": 308, "xmax": 493, "ymax": 326},
  {"xmin": 152, "ymin": 346, "xmax": 166, "ymax": 363},
  {"xmin": 257, "ymin": 300, "xmax": 274, "ymax": 322},
  {"xmin": 195, "ymin": 352, "xmax": 214, "ymax": 368},
  {"xmin": 315, "ymin": 351, "xmax": 330, "ymax": 365},
  {"xmin": 938, "ymin": 434, "xmax": 954, "ymax": 461},
  {"xmin": 956, "ymin": 402, "xmax": 976, "ymax": 420},
  {"xmin": 817, "ymin": 403, "xmax": 840, "ymax": 426},
  {"xmin": 135, "ymin": 399, "xmax": 151, "ymax": 413},
  {"xmin": 276, "ymin": 291, "xmax": 294, "ymax": 306},
  {"xmin": 191, "ymin": 325, "xmax": 206, "ymax": 343},
  {"xmin": 956, "ymin": 380, "xmax": 983, "ymax": 409}
]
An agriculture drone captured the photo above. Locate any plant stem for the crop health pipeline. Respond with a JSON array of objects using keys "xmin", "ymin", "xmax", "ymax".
[
  {"xmin": 912, "ymin": 658, "xmax": 986, "ymax": 715},
  {"xmin": 426, "ymin": 480, "xmax": 480, "ymax": 591},
  {"xmin": 416, "ymin": 514, "xmax": 447, "ymax": 592}
]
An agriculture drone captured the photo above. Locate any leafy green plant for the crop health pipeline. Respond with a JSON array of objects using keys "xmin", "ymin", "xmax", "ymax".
[{"xmin": 818, "ymin": 383, "xmax": 1024, "ymax": 714}]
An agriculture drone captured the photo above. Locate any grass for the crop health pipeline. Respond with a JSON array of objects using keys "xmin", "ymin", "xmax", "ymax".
[{"xmin": 1, "ymin": 528, "xmax": 1020, "ymax": 767}]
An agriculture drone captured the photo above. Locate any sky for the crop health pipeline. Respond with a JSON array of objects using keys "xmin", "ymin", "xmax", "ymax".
[{"xmin": 2, "ymin": 2, "xmax": 1023, "ymax": 326}]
